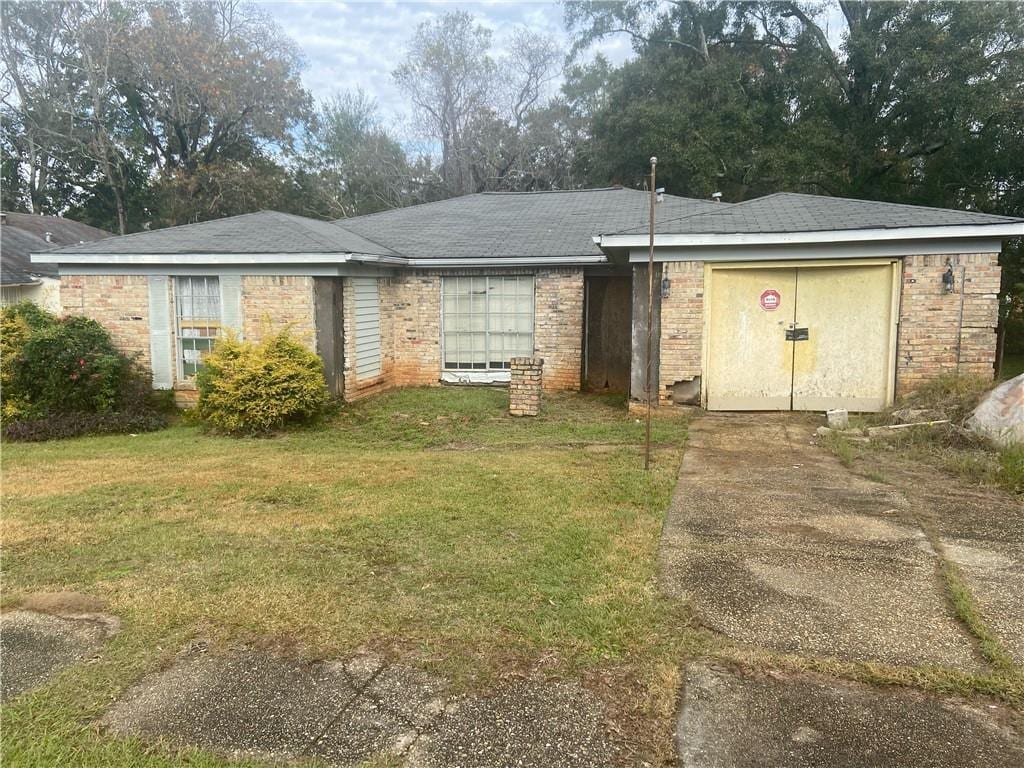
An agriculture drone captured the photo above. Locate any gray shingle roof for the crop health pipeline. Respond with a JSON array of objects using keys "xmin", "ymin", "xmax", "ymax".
[
  {"xmin": 44, "ymin": 210, "xmax": 396, "ymax": 256},
  {"xmin": 2, "ymin": 211, "xmax": 111, "ymax": 247},
  {"xmin": 1, "ymin": 228, "xmax": 54, "ymax": 285},
  {"xmin": 333, "ymin": 187, "xmax": 722, "ymax": 259},
  {"xmin": 612, "ymin": 192, "xmax": 1023, "ymax": 235},
  {"xmin": 2, "ymin": 212, "xmax": 112, "ymax": 285}
]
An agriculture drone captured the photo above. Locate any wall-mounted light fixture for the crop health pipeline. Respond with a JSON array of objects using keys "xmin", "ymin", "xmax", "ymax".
[
  {"xmin": 942, "ymin": 262, "xmax": 956, "ymax": 293},
  {"xmin": 661, "ymin": 276, "xmax": 671, "ymax": 299}
]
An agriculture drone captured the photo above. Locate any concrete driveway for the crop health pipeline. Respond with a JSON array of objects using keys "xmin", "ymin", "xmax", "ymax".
[{"xmin": 662, "ymin": 413, "xmax": 1024, "ymax": 766}]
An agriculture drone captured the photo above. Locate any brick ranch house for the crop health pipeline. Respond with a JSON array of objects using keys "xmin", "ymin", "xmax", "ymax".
[{"xmin": 36, "ymin": 187, "xmax": 1024, "ymax": 411}]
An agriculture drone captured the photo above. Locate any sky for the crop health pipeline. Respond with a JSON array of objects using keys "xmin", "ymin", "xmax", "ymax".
[{"xmin": 262, "ymin": 1, "xmax": 633, "ymax": 128}]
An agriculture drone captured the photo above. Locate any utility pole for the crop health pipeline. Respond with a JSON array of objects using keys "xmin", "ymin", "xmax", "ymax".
[{"xmin": 645, "ymin": 157, "xmax": 657, "ymax": 471}]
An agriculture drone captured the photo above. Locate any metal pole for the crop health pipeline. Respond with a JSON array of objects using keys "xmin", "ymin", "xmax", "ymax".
[{"xmin": 645, "ymin": 157, "xmax": 657, "ymax": 471}]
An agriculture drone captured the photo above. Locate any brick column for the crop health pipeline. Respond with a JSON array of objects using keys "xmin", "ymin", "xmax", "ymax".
[{"xmin": 510, "ymin": 357, "xmax": 543, "ymax": 416}]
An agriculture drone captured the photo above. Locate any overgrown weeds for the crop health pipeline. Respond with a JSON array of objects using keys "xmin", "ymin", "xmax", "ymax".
[{"xmin": 824, "ymin": 375, "xmax": 1022, "ymax": 495}]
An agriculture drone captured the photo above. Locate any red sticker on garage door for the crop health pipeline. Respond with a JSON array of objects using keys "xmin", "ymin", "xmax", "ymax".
[{"xmin": 759, "ymin": 289, "xmax": 781, "ymax": 311}]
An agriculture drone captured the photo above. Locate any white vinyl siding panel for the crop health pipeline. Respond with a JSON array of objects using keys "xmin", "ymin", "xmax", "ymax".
[
  {"xmin": 352, "ymin": 277, "xmax": 382, "ymax": 378},
  {"xmin": 219, "ymin": 275, "xmax": 242, "ymax": 336},
  {"xmin": 147, "ymin": 276, "xmax": 173, "ymax": 389}
]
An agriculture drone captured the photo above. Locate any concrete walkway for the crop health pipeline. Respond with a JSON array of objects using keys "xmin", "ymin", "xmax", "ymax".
[
  {"xmin": 662, "ymin": 413, "xmax": 992, "ymax": 668},
  {"xmin": 663, "ymin": 413, "xmax": 1024, "ymax": 766},
  {"xmin": 102, "ymin": 646, "xmax": 613, "ymax": 768}
]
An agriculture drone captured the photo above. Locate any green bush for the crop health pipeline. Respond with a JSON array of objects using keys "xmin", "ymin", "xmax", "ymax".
[
  {"xmin": 1, "ymin": 302, "xmax": 58, "ymax": 420},
  {"xmin": 196, "ymin": 329, "xmax": 328, "ymax": 435},
  {"xmin": 1, "ymin": 304, "xmax": 165, "ymax": 441},
  {"xmin": 6, "ymin": 313, "xmax": 135, "ymax": 416}
]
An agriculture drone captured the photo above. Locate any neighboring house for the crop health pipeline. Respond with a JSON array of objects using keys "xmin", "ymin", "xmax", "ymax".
[
  {"xmin": 36, "ymin": 188, "xmax": 1024, "ymax": 411},
  {"xmin": 1, "ymin": 212, "xmax": 111, "ymax": 312}
]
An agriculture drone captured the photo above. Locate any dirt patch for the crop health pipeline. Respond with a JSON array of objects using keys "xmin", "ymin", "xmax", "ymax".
[
  {"xmin": 102, "ymin": 647, "xmax": 613, "ymax": 768},
  {"xmin": 19, "ymin": 590, "xmax": 107, "ymax": 615},
  {"xmin": 1, "ymin": 608, "xmax": 118, "ymax": 702},
  {"xmin": 677, "ymin": 663, "xmax": 1023, "ymax": 768}
]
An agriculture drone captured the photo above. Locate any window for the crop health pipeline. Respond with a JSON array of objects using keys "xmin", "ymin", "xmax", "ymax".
[
  {"xmin": 442, "ymin": 276, "xmax": 534, "ymax": 377},
  {"xmin": 174, "ymin": 276, "xmax": 221, "ymax": 378}
]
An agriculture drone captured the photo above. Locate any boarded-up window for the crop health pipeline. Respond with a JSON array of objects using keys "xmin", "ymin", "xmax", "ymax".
[
  {"xmin": 352, "ymin": 277, "xmax": 381, "ymax": 378},
  {"xmin": 442, "ymin": 276, "xmax": 534, "ymax": 371}
]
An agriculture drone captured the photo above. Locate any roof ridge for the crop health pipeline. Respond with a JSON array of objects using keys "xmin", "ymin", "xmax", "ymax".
[
  {"xmin": 607, "ymin": 197, "xmax": 742, "ymax": 235},
  {"xmin": 267, "ymin": 210, "xmax": 353, "ymax": 252},
  {"xmin": 479, "ymin": 186, "xmax": 624, "ymax": 195},
  {"xmin": 333, "ymin": 195, "xmax": 475, "ymax": 224},
  {"xmin": 43, "ymin": 210, "xmax": 277, "ymax": 253},
  {"xmin": 768, "ymin": 191, "xmax": 1024, "ymax": 221},
  {"xmin": 330, "ymin": 219, "xmax": 405, "ymax": 257}
]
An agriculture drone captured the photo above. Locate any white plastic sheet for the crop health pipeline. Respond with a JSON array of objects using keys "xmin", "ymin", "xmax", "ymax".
[{"xmin": 967, "ymin": 373, "xmax": 1024, "ymax": 447}]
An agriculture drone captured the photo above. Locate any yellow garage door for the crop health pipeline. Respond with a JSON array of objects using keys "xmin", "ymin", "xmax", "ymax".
[{"xmin": 706, "ymin": 262, "xmax": 898, "ymax": 412}]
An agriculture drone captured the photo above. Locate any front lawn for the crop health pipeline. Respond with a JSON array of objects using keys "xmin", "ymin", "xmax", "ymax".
[{"xmin": 1, "ymin": 388, "xmax": 693, "ymax": 767}]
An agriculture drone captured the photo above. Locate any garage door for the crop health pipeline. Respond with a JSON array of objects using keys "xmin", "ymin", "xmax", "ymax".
[{"xmin": 705, "ymin": 262, "xmax": 899, "ymax": 412}]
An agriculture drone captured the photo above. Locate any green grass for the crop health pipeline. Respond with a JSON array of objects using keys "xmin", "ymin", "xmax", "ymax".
[
  {"xmin": 1, "ymin": 388, "xmax": 693, "ymax": 767},
  {"xmin": 999, "ymin": 352, "xmax": 1024, "ymax": 381}
]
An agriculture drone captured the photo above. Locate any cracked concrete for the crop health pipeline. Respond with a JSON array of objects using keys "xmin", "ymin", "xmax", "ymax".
[
  {"xmin": 677, "ymin": 663, "xmax": 1024, "ymax": 768},
  {"xmin": 660, "ymin": 413, "xmax": 988, "ymax": 670},
  {"xmin": 101, "ymin": 647, "xmax": 612, "ymax": 768}
]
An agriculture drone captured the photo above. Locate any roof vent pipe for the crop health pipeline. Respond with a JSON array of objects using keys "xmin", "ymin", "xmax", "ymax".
[
  {"xmin": 0, "ymin": 212, "xmax": 6, "ymax": 224},
  {"xmin": 44, "ymin": 231, "xmax": 53, "ymax": 242},
  {"xmin": 711, "ymin": 192, "xmax": 723, "ymax": 203}
]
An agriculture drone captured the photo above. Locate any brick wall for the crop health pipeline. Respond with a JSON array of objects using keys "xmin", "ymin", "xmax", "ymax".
[
  {"xmin": 390, "ymin": 273, "xmax": 442, "ymax": 387},
  {"xmin": 241, "ymin": 275, "xmax": 316, "ymax": 349},
  {"xmin": 381, "ymin": 268, "xmax": 584, "ymax": 393},
  {"xmin": 658, "ymin": 261, "xmax": 704, "ymax": 402},
  {"xmin": 896, "ymin": 252, "xmax": 1000, "ymax": 395},
  {"xmin": 534, "ymin": 268, "xmax": 583, "ymax": 391},
  {"xmin": 61, "ymin": 275, "xmax": 151, "ymax": 371}
]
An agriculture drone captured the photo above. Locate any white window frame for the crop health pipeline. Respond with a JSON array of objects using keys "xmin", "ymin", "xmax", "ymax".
[
  {"xmin": 174, "ymin": 276, "xmax": 221, "ymax": 380},
  {"xmin": 441, "ymin": 275, "xmax": 535, "ymax": 384}
]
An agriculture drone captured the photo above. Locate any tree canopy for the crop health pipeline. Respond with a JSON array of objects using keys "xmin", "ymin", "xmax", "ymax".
[{"xmin": 1, "ymin": 0, "xmax": 1021, "ymax": 269}]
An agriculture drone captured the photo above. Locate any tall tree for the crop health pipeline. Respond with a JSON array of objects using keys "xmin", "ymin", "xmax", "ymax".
[
  {"xmin": 310, "ymin": 90, "xmax": 420, "ymax": 217},
  {"xmin": 393, "ymin": 11, "xmax": 494, "ymax": 197},
  {"xmin": 0, "ymin": 1, "xmax": 84, "ymax": 214},
  {"xmin": 122, "ymin": 0, "xmax": 310, "ymax": 174},
  {"xmin": 565, "ymin": 1, "xmax": 1024, "ymax": 210}
]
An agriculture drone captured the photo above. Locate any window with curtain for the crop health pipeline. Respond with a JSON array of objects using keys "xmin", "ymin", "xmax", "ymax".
[
  {"xmin": 174, "ymin": 276, "xmax": 221, "ymax": 378},
  {"xmin": 442, "ymin": 276, "xmax": 534, "ymax": 374}
]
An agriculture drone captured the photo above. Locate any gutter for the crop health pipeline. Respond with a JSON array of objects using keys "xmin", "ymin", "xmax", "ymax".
[{"xmin": 32, "ymin": 251, "xmax": 608, "ymax": 269}]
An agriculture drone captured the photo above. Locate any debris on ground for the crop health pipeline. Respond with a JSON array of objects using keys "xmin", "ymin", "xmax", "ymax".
[
  {"xmin": 967, "ymin": 373, "xmax": 1024, "ymax": 447},
  {"xmin": 890, "ymin": 407, "xmax": 948, "ymax": 424},
  {"xmin": 826, "ymin": 409, "xmax": 849, "ymax": 429},
  {"xmin": 866, "ymin": 420, "xmax": 950, "ymax": 437}
]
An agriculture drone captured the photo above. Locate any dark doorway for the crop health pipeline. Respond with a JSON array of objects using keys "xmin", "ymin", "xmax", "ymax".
[
  {"xmin": 583, "ymin": 275, "xmax": 632, "ymax": 392},
  {"xmin": 314, "ymin": 277, "xmax": 344, "ymax": 397}
]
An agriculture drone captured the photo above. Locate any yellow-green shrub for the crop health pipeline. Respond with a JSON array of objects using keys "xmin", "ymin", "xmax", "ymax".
[{"xmin": 196, "ymin": 329, "xmax": 328, "ymax": 434}]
